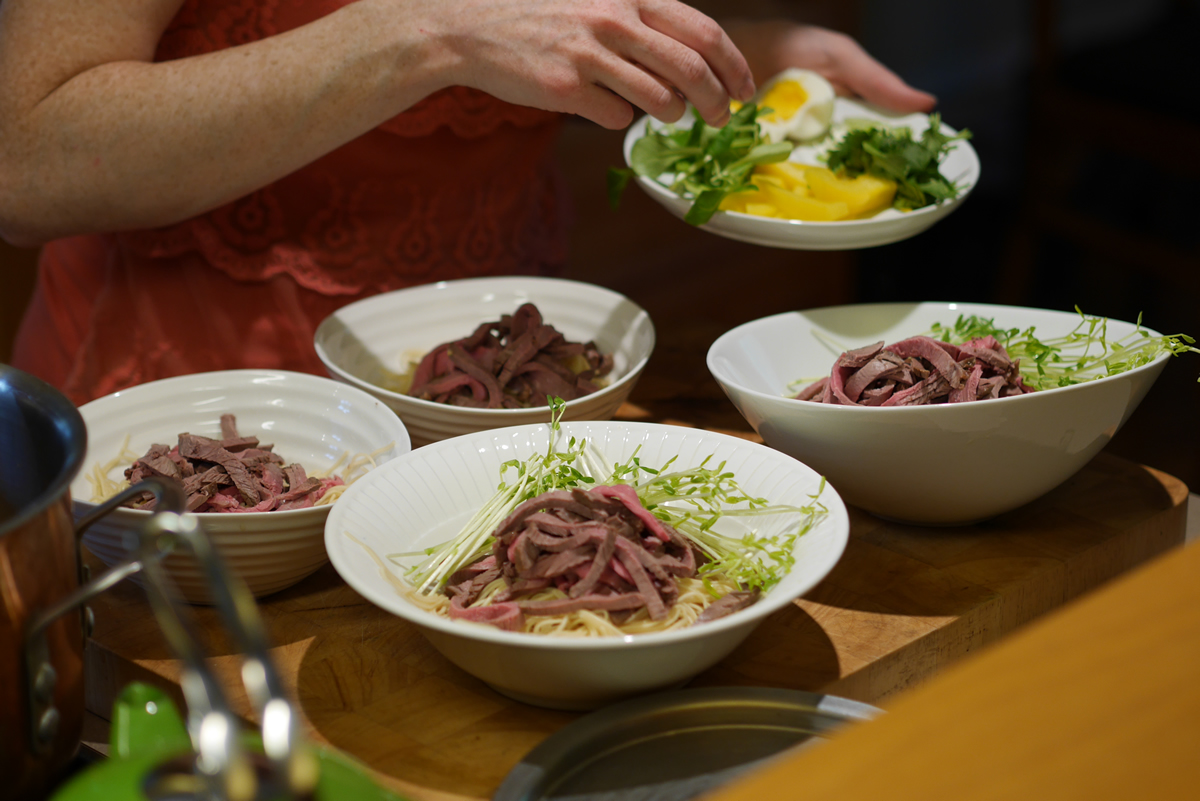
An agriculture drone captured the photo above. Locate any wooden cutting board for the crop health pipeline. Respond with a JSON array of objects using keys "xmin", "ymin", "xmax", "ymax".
[{"xmin": 81, "ymin": 450, "xmax": 1188, "ymax": 801}]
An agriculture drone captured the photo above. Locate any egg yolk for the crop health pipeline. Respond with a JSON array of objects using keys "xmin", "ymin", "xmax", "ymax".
[{"xmin": 760, "ymin": 80, "xmax": 809, "ymax": 122}]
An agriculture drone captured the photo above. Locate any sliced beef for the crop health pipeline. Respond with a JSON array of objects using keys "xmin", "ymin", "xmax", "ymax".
[
  {"xmin": 696, "ymin": 589, "xmax": 761, "ymax": 623},
  {"xmin": 447, "ymin": 598, "xmax": 525, "ymax": 632},
  {"xmin": 407, "ymin": 302, "xmax": 613, "ymax": 409},
  {"xmin": 796, "ymin": 334, "xmax": 1035, "ymax": 407},
  {"xmin": 445, "ymin": 484, "xmax": 756, "ymax": 631},
  {"xmin": 118, "ymin": 414, "xmax": 343, "ymax": 513}
]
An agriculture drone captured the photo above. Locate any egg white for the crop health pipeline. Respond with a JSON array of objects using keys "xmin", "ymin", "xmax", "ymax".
[{"xmin": 754, "ymin": 69, "xmax": 836, "ymax": 143}]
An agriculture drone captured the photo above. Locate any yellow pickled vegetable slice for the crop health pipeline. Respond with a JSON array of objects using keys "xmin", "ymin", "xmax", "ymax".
[
  {"xmin": 751, "ymin": 173, "xmax": 786, "ymax": 189},
  {"xmin": 718, "ymin": 194, "xmax": 747, "ymax": 213},
  {"xmin": 763, "ymin": 184, "xmax": 849, "ymax": 221},
  {"xmin": 803, "ymin": 166, "xmax": 897, "ymax": 216},
  {"xmin": 719, "ymin": 186, "xmax": 778, "ymax": 216},
  {"xmin": 744, "ymin": 202, "xmax": 779, "ymax": 217},
  {"xmin": 754, "ymin": 161, "xmax": 810, "ymax": 193}
]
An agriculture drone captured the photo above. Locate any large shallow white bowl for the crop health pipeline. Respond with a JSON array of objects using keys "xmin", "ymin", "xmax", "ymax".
[
  {"xmin": 324, "ymin": 420, "xmax": 849, "ymax": 710},
  {"xmin": 624, "ymin": 98, "xmax": 979, "ymax": 250},
  {"xmin": 73, "ymin": 369, "xmax": 411, "ymax": 603},
  {"xmin": 314, "ymin": 276, "xmax": 656, "ymax": 447},
  {"xmin": 707, "ymin": 302, "xmax": 1173, "ymax": 525}
]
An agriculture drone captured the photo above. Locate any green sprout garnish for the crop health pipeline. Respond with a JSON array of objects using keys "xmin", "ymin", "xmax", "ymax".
[
  {"xmin": 397, "ymin": 397, "xmax": 828, "ymax": 596},
  {"xmin": 928, "ymin": 307, "xmax": 1199, "ymax": 390}
]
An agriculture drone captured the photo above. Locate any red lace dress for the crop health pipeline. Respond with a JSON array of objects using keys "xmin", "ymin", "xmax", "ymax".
[{"xmin": 12, "ymin": 0, "xmax": 569, "ymax": 405}]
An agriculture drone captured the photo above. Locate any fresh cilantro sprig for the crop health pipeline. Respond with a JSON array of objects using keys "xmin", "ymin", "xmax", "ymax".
[
  {"xmin": 928, "ymin": 307, "xmax": 1199, "ymax": 390},
  {"xmin": 825, "ymin": 114, "xmax": 971, "ymax": 211},
  {"xmin": 608, "ymin": 103, "xmax": 793, "ymax": 226}
]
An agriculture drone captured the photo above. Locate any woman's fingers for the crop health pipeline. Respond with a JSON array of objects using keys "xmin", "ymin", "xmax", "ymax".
[
  {"xmin": 607, "ymin": 33, "xmax": 727, "ymax": 125},
  {"xmin": 439, "ymin": 0, "xmax": 760, "ymax": 128},
  {"xmin": 635, "ymin": 0, "xmax": 755, "ymax": 122},
  {"xmin": 574, "ymin": 81, "xmax": 642, "ymax": 130},
  {"xmin": 610, "ymin": 63, "xmax": 689, "ymax": 124}
]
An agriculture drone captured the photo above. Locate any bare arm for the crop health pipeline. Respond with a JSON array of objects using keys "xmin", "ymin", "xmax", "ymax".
[
  {"xmin": 0, "ymin": 0, "xmax": 444, "ymax": 245},
  {"xmin": 0, "ymin": 0, "xmax": 755, "ymax": 246}
]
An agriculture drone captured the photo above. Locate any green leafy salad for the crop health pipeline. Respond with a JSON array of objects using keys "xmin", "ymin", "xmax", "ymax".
[
  {"xmin": 401, "ymin": 399, "xmax": 828, "ymax": 597},
  {"xmin": 608, "ymin": 103, "xmax": 972, "ymax": 226},
  {"xmin": 929, "ymin": 308, "xmax": 1199, "ymax": 391},
  {"xmin": 608, "ymin": 102, "xmax": 793, "ymax": 226}
]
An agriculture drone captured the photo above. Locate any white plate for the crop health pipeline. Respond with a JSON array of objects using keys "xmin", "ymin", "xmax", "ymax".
[
  {"xmin": 325, "ymin": 420, "xmax": 849, "ymax": 709},
  {"xmin": 623, "ymin": 98, "xmax": 980, "ymax": 250}
]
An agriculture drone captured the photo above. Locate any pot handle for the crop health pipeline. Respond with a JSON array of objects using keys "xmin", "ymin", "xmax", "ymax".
[
  {"xmin": 23, "ymin": 478, "xmax": 185, "ymax": 759},
  {"xmin": 26, "ymin": 478, "xmax": 318, "ymax": 800},
  {"xmin": 132, "ymin": 498, "xmax": 318, "ymax": 800}
]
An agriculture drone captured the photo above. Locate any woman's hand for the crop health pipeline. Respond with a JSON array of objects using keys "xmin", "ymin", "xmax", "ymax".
[
  {"xmin": 421, "ymin": 0, "xmax": 757, "ymax": 129},
  {"xmin": 724, "ymin": 20, "xmax": 936, "ymax": 114}
]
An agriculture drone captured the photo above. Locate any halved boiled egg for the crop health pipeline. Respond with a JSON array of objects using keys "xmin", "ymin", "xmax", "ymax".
[{"xmin": 753, "ymin": 69, "xmax": 836, "ymax": 143}]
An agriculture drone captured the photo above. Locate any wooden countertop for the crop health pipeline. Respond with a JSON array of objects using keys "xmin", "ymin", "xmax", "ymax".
[
  {"xmin": 705, "ymin": 530, "xmax": 1200, "ymax": 801},
  {"xmin": 81, "ymin": 440, "xmax": 1189, "ymax": 801}
]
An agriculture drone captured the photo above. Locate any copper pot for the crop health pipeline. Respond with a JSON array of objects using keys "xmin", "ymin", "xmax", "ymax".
[
  {"xmin": 2, "ymin": 367, "xmax": 319, "ymax": 800},
  {"xmin": 1, "ymin": 365, "xmax": 88, "ymax": 800}
]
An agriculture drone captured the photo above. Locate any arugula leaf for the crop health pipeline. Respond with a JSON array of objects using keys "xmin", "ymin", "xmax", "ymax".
[
  {"xmin": 610, "ymin": 103, "xmax": 792, "ymax": 226},
  {"xmin": 606, "ymin": 167, "xmax": 634, "ymax": 211},
  {"xmin": 685, "ymin": 189, "xmax": 728, "ymax": 226},
  {"xmin": 630, "ymin": 130, "xmax": 700, "ymax": 178},
  {"xmin": 825, "ymin": 114, "xmax": 971, "ymax": 211}
]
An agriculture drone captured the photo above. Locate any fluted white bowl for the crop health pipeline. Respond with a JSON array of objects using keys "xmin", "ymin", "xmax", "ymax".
[
  {"xmin": 324, "ymin": 420, "xmax": 849, "ymax": 710},
  {"xmin": 707, "ymin": 302, "xmax": 1173, "ymax": 524},
  {"xmin": 72, "ymin": 369, "xmax": 411, "ymax": 603},
  {"xmin": 313, "ymin": 276, "xmax": 655, "ymax": 447}
]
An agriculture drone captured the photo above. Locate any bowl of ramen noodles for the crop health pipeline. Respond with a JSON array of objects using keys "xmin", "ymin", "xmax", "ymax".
[
  {"xmin": 707, "ymin": 301, "xmax": 1184, "ymax": 524},
  {"xmin": 313, "ymin": 276, "xmax": 655, "ymax": 447},
  {"xmin": 324, "ymin": 418, "xmax": 849, "ymax": 710},
  {"xmin": 73, "ymin": 369, "xmax": 411, "ymax": 603}
]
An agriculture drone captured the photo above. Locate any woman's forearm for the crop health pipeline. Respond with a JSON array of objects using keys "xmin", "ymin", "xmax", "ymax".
[{"xmin": 0, "ymin": 0, "xmax": 453, "ymax": 246}]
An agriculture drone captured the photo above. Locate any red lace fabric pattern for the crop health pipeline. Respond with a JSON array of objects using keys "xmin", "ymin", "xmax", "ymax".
[
  {"xmin": 13, "ymin": 0, "xmax": 574, "ymax": 404},
  {"xmin": 126, "ymin": 0, "xmax": 569, "ymax": 297}
]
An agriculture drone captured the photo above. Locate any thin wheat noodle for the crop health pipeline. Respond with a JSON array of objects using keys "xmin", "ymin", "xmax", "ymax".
[
  {"xmin": 85, "ymin": 434, "xmax": 141, "ymax": 502},
  {"xmin": 375, "ymin": 556, "xmax": 741, "ymax": 637}
]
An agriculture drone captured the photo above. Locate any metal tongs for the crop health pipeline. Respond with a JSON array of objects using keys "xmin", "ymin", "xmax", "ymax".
[{"xmin": 28, "ymin": 478, "xmax": 318, "ymax": 800}]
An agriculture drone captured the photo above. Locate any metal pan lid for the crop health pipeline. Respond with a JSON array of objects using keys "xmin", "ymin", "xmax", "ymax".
[{"xmin": 494, "ymin": 686, "xmax": 882, "ymax": 801}]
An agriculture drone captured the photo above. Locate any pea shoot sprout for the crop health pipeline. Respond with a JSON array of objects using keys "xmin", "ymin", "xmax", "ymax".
[
  {"xmin": 929, "ymin": 307, "xmax": 1199, "ymax": 390},
  {"xmin": 398, "ymin": 398, "xmax": 827, "ymax": 596}
]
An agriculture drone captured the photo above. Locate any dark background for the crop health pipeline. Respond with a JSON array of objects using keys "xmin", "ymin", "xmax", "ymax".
[{"xmin": 3, "ymin": 0, "xmax": 1197, "ymax": 489}]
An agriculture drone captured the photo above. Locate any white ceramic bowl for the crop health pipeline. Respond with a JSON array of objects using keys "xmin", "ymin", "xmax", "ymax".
[
  {"xmin": 313, "ymin": 277, "xmax": 656, "ymax": 448},
  {"xmin": 707, "ymin": 302, "xmax": 1173, "ymax": 525},
  {"xmin": 73, "ymin": 369, "xmax": 411, "ymax": 603},
  {"xmin": 324, "ymin": 421, "xmax": 849, "ymax": 710},
  {"xmin": 624, "ymin": 98, "xmax": 979, "ymax": 250}
]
